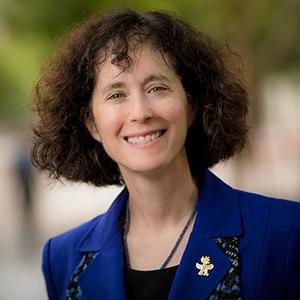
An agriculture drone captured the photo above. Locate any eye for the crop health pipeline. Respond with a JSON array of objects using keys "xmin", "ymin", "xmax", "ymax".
[
  {"xmin": 148, "ymin": 86, "xmax": 168, "ymax": 93},
  {"xmin": 108, "ymin": 92, "xmax": 125, "ymax": 100}
]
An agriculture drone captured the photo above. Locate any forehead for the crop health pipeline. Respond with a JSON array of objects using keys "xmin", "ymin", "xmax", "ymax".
[{"xmin": 97, "ymin": 44, "xmax": 177, "ymax": 83}]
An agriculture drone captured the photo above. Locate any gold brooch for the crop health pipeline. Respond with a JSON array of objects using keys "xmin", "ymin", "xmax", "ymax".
[{"xmin": 196, "ymin": 256, "xmax": 214, "ymax": 276}]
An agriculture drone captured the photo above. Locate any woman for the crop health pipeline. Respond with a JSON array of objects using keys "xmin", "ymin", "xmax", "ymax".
[{"xmin": 32, "ymin": 9, "xmax": 300, "ymax": 300}]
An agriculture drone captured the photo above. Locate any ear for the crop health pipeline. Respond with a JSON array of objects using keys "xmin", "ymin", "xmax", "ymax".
[
  {"xmin": 81, "ymin": 107, "xmax": 102, "ymax": 143},
  {"xmin": 86, "ymin": 120, "xmax": 102, "ymax": 143},
  {"xmin": 189, "ymin": 108, "xmax": 197, "ymax": 126},
  {"xmin": 187, "ymin": 99, "xmax": 198, "ymax": 127}
]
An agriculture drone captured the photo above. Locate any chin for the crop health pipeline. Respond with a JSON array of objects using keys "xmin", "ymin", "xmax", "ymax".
[{"xmin": 120, "ymin": 160, "xmax": 169, "ymax": 177}]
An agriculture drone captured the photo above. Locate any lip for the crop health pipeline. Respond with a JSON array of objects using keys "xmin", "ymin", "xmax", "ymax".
[
  {"xmin": 123, "ymin": 129, "xmax": 167, "ymax": 148},
  {"xmin": 123, "ymin": 129, "xmax": 166, "ymax": 139}
]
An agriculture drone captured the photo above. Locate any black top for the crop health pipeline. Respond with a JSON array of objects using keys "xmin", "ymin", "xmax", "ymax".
[{"xmin": 124, "ymin": 265, "xmax": 178, "ymax": 300}]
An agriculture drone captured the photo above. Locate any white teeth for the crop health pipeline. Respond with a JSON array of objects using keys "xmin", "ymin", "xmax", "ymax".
[{"xmin": 127, "ymin": 131, "xmax": 162, "ymax": 144}]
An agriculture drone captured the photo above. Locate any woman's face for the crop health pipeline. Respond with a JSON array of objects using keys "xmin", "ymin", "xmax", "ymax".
[{"xmin": 88, "ymin": 45, "xmax": 194, "ymax": 178}]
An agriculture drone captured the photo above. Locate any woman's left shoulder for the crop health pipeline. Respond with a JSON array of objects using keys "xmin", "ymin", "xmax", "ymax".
[
  {"xmin": 235, "ymin": 189, "xmax": 300, "ymax": 297},
  {"xmin": 236, "ymin": 188, "xmax": 300, "ymax": 211},
  {"xmin": 236, "ymin": 189, "xmax": 300, "ymax": 231}
]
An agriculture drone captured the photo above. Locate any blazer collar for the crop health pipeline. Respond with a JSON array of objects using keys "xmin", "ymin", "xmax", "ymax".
[
  {"xmin": 168, "ymin": 169, "xmax": 242, "ymax": 299},
  {"xmin": 75, "ymin": 188, "xmax": 128, "ymax": 300},
  {"xmin": 194, "ymin": 169, "xmax": 242, "ymax": 237},
  {"xmin": 76, "ymin": 187, "xmax": 128, "ymax": 252},
  {"xmin": 77, "ymin": 168, "xmax": 242, "ymax": 253}
]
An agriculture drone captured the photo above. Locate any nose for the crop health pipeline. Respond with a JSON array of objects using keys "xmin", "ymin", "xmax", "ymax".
[{"xmin": 128, "ymin": 93, "xmax": 154, "ymax": 123}]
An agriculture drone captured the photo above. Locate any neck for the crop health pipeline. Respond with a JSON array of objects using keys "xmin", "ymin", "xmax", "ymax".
[{"xmin": 120, "ymin": 157, "xmax": 199, "ymax": 230}]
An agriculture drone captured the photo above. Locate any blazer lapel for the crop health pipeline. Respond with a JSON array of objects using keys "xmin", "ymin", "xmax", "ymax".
[
  {"xmin": 75, "ymin": 188, "xmax": 129, "ymax": 300},
  {"xmin": 77, "ymin": 230, "xmax": 127, "ymax": 300},
  {"xmin": 169, "ymin": 169, "xmax": 242, "ymax": 300},
  {"xmin": 168, "ymin": 232, "xmax": 232, "ymax": 300}
]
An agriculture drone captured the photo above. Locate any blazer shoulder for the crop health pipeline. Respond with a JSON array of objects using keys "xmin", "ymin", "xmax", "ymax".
[
  {"xmin": 236, "ymin": 189, "xmax": 300, "ymax": 215},
  {"xmin": 48, "ymin": 213, "xmax": 105, "ymax": 252},
  {"xmin": 234, "ymin": 190, "xmax": 300, "ymax": 297},
  {"xmin": 236, "ymin": 189, "xmax": 300, "ymax": 240},
  {"xmin": 42, "ymin": 213, "xmax": 106, "ymax": 299}
]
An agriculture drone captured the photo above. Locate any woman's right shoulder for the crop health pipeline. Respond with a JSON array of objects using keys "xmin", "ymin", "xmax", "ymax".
[
  {"xmin": 44, "ymin": 213, "xmax": 105, "ymax": 253},
  {"xmin": 43, "ymin": 187, "xmax": 128, "ymax": 258},
  {"xmin": 42, "ymin": 213, "xmax": 107, "ymax": 299}
]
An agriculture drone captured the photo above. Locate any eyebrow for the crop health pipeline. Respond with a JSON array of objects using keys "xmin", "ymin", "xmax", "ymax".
[
  {"xmin": 103, "ymin": 82, "xmax": 125, "ymax": 94},
  {"xmin": 102, "ymin": 73, "xmax": 171, "ymax": 94},
  {"xmin": 142, "ymin": 73, "xmax": 171, "ymax": 86}
]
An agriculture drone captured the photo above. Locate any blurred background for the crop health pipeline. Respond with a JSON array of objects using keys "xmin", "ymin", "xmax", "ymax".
[{"xmin": 0, "ymin": 0, "xmax": 299, "ymax": 299}]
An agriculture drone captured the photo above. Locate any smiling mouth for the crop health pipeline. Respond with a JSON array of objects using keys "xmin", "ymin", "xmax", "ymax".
[{"xmin": 125, "ymin": 129, "xmax": 166, "ymax": 145}]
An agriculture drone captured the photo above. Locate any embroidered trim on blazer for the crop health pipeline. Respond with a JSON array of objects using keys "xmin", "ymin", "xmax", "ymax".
[
  {"xmin": 209, "ymin": 237, "xmax": 241, "ymax": 300},
  {"xmin": 66, "ymin": 252, "xmax": 97, "ymax": 300}
]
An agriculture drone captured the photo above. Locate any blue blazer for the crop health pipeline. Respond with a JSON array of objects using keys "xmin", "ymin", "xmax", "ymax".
[{"xmin": 42, "ymin": 169, "xmax": 300, "ymax": 299}]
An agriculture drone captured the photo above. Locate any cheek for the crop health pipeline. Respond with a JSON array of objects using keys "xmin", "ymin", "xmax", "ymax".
[
  {"xmin": 163, "ymin": 91, "xmax": 191, "ymax": 123},
  {"xmin": 93, "ymin": 108, "xmax": 124, "ymax": 140},
  {"xmin": 163, "ymin": 103, "xmax": 190, "ymax": 127}
]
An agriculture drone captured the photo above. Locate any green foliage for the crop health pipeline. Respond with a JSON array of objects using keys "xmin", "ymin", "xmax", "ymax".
[{"xmin": 0, "ymin": 0, "xmax": 299, "ymax": 123}]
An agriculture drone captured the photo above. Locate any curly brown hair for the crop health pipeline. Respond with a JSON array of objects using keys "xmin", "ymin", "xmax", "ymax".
[{"xmin": 31, "ymin": 9, "xmax": 248, "ymax": 186}]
